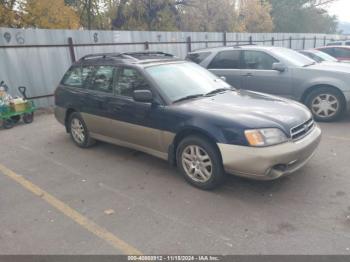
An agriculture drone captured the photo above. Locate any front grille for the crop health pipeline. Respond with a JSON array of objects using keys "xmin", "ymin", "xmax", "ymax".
[{"xmin": 290, "ymin": 118, "xmax": 315, "ymax": 140}]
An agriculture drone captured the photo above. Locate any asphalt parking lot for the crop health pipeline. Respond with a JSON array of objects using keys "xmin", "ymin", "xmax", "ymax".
[{"xmin": 0, "ymin": 112, "xmax": 350, "ymax": 255}]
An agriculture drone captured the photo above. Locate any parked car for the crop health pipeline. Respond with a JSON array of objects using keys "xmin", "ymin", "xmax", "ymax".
[
  {"xmin": 55, "ymin": 52, "xmax": 321, "ymax": 189},
  {"xmin": 326, "ymin": 40, "xmax": 350, "ymax": 46},
  {"xmin": 316, "ymin": 46, "xmax": 350, "ymax": 63},
  {"xmin": 298, "ymin": 49, "xmax": 339, "ymax": 63},
  {"xmin": 187, "ymin": 46, "xmax": 350, "ymax": 121}
]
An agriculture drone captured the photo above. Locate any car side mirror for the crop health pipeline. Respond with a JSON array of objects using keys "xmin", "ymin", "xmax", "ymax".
[
  {"xmin": 133, "ymin": 90, "xmax": 153, "ymax": 103},
  {"xmin": 272, "ymin": 62, "xmax": 286, "ymax": 72}
]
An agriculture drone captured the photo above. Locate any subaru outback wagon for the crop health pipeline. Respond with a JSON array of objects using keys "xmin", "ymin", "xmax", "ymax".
[{"xmin": 55, "ymin": 52, "xmax": 321, "ymax": 189}]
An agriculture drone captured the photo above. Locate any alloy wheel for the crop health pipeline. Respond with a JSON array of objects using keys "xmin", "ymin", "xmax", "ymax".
[
  {"xmin": 181, "ymin": 145, "xmax": 213, "ymax": 183},
  {"xmin": 311, "ymin": 94, "xmax": 339, "ymax": 118},
  {"xmin": 71, "ymin": 118, "xmax": 85, "ymax": 144}
]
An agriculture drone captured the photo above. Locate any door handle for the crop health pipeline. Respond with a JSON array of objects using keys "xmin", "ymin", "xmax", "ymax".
[
  {"xmin": 111, "ymin": 102, "xmax": 126, "ymax": 112},
  {"xmin": 243, "ymin": 73, "xmax": 253, "ymax": 77},
  {"xmin": 110, "ymin": 100, "xmax": 128, "ymax": 112}
]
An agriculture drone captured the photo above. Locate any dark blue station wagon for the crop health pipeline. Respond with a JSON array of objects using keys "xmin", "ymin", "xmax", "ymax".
[{"xmin": 54, "ymin": 52, "xmax": 321, "ymax": 189}]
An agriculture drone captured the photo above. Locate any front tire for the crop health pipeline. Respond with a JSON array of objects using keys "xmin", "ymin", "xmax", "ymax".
[
  {"xmin": 176, "ymin": 136, "xmax": 225, "ymax": 190},
  {"xmin": 68, "ymin": 112, "xmax": 95, "ymax": 148},
  {"xmin": 305, "ymin": 87, "xmax": 345, "ymax": 122},
  {"xmin": 3, "ymin": 119, "xmax": 14, "ymax": 129},
  {"xmin": 11, "ymin": 115, "xmax": 21, "ymax": 124}
]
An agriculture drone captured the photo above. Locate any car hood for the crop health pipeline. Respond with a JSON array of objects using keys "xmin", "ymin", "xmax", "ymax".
[
  {"xmin": 307, "ymin": 62, "xmax": 350, "ymax": 73},
  {"xmin": 175, "ymin": 90, "xmax": 312, "ymax": 135}
]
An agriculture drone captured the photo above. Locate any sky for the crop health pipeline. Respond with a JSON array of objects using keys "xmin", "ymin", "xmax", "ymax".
[{"xmin": 328, "ymin": 0, "xmax": 350, "ymax": 22}]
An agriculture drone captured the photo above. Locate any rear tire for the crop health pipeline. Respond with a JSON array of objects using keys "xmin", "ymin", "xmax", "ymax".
[
  {"xmin": 23, "ymin": 113, "xmax": 34, "ymax": 124},
  {"xmin": 176, "ymin": 136, "xmax": 225, "ymax": 190},
  {"xmin": 68, "ymin": 112, "xmax": 95, "ymax": 148},
  {"xmin": 305, "ymin": 87, "xmax": 345, "ymax": 122}
]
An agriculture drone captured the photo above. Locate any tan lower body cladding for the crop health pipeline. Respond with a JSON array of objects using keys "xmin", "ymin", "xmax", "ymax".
[{"xmin": 81, "ymin": 112, "xmax": 175, "ymax": 160}]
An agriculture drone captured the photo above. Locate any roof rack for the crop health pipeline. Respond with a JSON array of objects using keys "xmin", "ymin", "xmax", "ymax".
[
  {"xmin": 191, "ymin": 44, "xmax": 256, "ymax": 53},
  {"xmin": 80, "ymin": 53, "xmax": 122, "ymax": 60},
  {"xmin": 80, "ymin": 51, "xmax": 175, "ymax": 61},
  {"xmin": 126, "ymin": 51, "xmax": 175, "ymax": 58}
]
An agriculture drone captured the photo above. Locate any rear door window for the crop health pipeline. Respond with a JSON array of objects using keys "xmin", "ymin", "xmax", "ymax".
[
  {"xmin": 208, "ymin": 50, "xmax": 241, "ymax": 69},
  {"xmin": 89, "ymin": 66, "xmax": 115, "ymax": 93},
  {"xmin": 242, "ymin": 51, "xmax": 278, "ymax": 70},
  {"xmin": 186, "ymin": 52, "xmax": 211, "ymax": 64},
  {"xmin": 334, "ymin": 48, "xmax": 350, "ymax": 57},
  {"xmin": 81, "ymin": 66, "xmax": 95, "ymax": 85}
]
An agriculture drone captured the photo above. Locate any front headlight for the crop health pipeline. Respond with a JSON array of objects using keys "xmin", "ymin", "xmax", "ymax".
[{"xmin": 244, "ymin": 128, "xmax": 288, "ymax": 147}]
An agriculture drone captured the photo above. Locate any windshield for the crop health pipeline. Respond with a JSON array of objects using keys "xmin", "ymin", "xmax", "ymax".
[
  {"xmin": 273, "ymin": 48, "xmax": 316, "ymax": 67},
  {"xmin": 313, "ymin": 50, "xmax": 338, "ymax": 62},
  {"xmin": 146, "ymin": 62, "xmax": 231, "ymax": 102}
]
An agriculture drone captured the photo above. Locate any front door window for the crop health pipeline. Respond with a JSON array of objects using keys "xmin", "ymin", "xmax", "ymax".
[
  {"xmin": 242, "ymin": 51, "xmax": 278, "ymax": 70},
  {"xmin": 115, "ymin": 67, "xmax": 150, "ymax": 98}
]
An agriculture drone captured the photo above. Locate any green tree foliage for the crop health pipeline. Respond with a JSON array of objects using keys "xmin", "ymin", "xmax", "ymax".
[
  {"xmin": 0, "ymin": 0, "xmax": 22, "ymax": 27},
  {"xmin": 1, "ymin": 0, "xmax": 80, "ymax": 29},
  {"xmin": 111, "ymin": 0, "xmax": 189, "ymax": 31},
  {"xmin": 65, "ymin": 0, "xmax": 110, "ymax": 29},
  {"xmin": 237, "ymin": 0, "xmax": 273, "ymax": 32},
  {"xmin": 268, "ymin": 0, "xmax": 338, "ymax": 33},
  {"xmin": 110, "ymin": 0, "xmax": 274, "ymax": 32},
  {"xmin": 22, "ymin": 0, "xmax": 80, "ymax": 29},
  {"xmin": 179, "ymin": 0, "xmax": 238, "ymax": 32}
]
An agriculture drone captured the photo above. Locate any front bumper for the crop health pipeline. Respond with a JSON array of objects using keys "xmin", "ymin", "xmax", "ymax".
[{"xmin": 218, "ymin": 126, "xmax": 322, "ymax": 180}]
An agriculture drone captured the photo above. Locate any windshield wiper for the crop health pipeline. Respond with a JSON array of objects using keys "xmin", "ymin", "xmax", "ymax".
[
  {"xmin": 173, "ymin": 94, "xmax": 204, "ymax": 103},
  {"xmin": 205, "ymin": 88, "xmax": 231, "ymax": 96}
]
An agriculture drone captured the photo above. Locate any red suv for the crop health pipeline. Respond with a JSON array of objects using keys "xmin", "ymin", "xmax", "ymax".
[{"xmin": 316, "ymin": 46, "xmax": 350, "ymax": 63}]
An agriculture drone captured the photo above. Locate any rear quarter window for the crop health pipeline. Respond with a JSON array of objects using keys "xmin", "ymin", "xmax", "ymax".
[
  {"xmin": 61, "ymin": 67, "xmax": 82, "ymax": 87},
  {"xmin": 61, "ymin": 66, "xmax": 95, "ymax": 88},
  {"xmin": 186, "ymin": 52, "xmax": 211, "ymax": 64}
]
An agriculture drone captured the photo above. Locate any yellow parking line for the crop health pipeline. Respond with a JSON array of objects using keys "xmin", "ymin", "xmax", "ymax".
[{"xmin": 0, "ymin": 163, "xmax": 142, "ymax": 255}]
